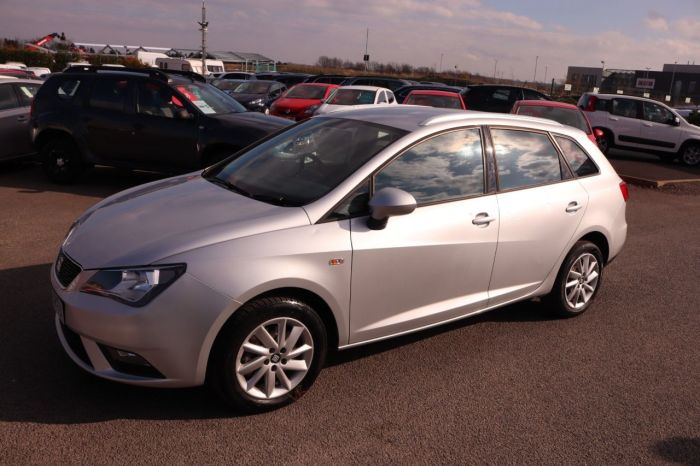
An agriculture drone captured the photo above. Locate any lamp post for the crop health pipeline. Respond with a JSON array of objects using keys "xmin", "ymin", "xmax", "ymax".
[
  {"xmin": 600, "ymin": 60, "xmax": 605, "ymax": 88},
  {"xmin": 669, "ymin": 60, "xmax": 677, "ymax": 105},
  {"xmin": 493, "ymin": 59, "xmax": 498, "ymax": 80},
  {"xmin": 439, "ymin": 53, "xmax": 443, "ymax": 73},
  {"xmin": 533, "ymin": 55, "xmax": 539, "ymax": 82}
]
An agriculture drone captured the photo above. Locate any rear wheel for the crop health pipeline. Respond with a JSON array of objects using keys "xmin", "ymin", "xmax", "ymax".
[
  {"xmin": 209, "ymin": 296, "xmax": 327, "ymax": 413},
  {"xmin": 597, "ymin": 130, "xmax": 612, "ymax": 155},
  {"xmin": 41, "ymin": 138, "xmax": 85, "ymax": 183},
  {"xmin": 545, "ymin": 241, "xmax": 604, "ymax": 318},
  {"xmin": 679, "ymin": 143, "xmax": 700, "ymax": 167}
]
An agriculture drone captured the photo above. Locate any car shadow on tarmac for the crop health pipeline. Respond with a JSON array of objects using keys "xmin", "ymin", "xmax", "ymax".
[
  {"xmin": 0, "ymin": 161, "xmax": 166, "ymax": 198},
  {"xmin": 0, "ymin": 262, "xmax": 557, "ymax": 424},
  {"xmin": 651, "ymin": 437, "xmax": 700, "ymax": 465}
]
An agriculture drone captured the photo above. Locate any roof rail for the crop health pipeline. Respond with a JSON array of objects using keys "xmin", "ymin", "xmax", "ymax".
[{"xmin": 61, "ymin": 65, "xmax": 206, "ymax": 83}]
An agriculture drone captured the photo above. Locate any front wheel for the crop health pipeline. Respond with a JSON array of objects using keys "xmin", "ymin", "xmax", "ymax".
[
  {"xmin": 209, "ymin": 296, "xmax": 327, "ymax": 413},
  {"xmin": 679, "ymin": 143, "xmax": 700, "ymax": 167},
  {"xmin": 545, "ymin": 241, "xmax": 604, "ymax": 318},
  {"xmin": 597, "ymin": 130, "xmax": 612, "ymax": 155},
  {"xmin": 41, "ymin": 138, "xmax": 85, "ymax": 183}
]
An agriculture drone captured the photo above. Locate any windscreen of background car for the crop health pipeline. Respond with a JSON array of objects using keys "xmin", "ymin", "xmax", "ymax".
[
  {"xmin": 405, "ymin": 94, "xmax": 462, "ymax": 109},
  {"xmin": 327, "ymin": 89, "xmax": 377, "ymax": 106},
  {"xmin": 516, "ymin": 106, "xmax": 590, "ymax": 133},
  {"xmin": 232, "ymin": 82, "xmax": 274, "ymax": 95},
  {"xmin": 174, "ymin": 83, "xmax": 246, "ymax": 114},
  {"xmin": 285, "ymin": 85, "xmax": 327, "ymax": 100},
  {"xmin": 207, "ymin": 118, "xmax": 407, "ymax": 206}
]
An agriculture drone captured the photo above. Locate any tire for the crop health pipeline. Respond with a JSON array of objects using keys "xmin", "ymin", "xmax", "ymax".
[
  {"xmin": 209, "ymin": 296, "xmax": 327, "ymax": 413},
  {"xmin": 545, "ymin": 241, "xmax": 604, "ymax": 318},
  {"xmin": 597, "ymin": 130, "xmax": 612, "ymax": 155},
  {"xmin": 679, "ymin": 143, "xmax": 700, "ymax": 167},
  {"xmin": 41, "ymin": 138, "xmax": 85, "ymax": 183}
]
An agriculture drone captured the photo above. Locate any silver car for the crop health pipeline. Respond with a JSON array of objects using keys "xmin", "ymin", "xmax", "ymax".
[
  {"xmin": 0, "ymin": 78, "xmax": 42, "ymax": 161},
  {"xmin": 52, "ymin": 107, "xmax": 628, "ymax": 412}
]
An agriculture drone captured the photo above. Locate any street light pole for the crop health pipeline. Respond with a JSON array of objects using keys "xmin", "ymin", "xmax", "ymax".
[
  {"xmin": 600, "ymin": 60, "xmax": 605, "ymax": 88},
  {"xmin": 493, "ymin": 59, "xmax": 498, "ymax": 80},
  {"xmin": 439, "ymin": 53, "xmax": 443, "ymax": 73},
  {"xmin": 533, "ymin": 55, "xmax": 539, "ymax": 82},
  {"xmin": 669, "ymin": 60, "xmax": 677, "ymax": 104}
]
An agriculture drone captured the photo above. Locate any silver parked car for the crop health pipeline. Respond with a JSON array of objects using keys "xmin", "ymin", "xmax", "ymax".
[
  {"xmin": 0, "ymin": 78, "xmax": 42, "ymax": 161},
  {"xmin": 52, "ymin": 107, "xmax": 628, "ymax": 412}
]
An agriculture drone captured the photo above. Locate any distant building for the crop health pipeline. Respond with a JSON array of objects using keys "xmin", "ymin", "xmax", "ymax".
[{"xmin": 566, "ymin": 66, "xmax": 603, "ymax": 94}]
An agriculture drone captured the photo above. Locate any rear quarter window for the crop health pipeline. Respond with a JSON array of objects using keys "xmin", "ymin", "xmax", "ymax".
[
  {"xmin": 555, "ymin": 136, "xmax": 599, "ymax": 177},
  {"xmin": 56, "ymin": 79, "xmax": 81, "ymax": 100}
]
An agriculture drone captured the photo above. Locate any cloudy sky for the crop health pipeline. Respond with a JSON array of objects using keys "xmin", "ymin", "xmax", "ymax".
[{"xmin": 1, "ymin": 0, "xmax": 699, "ymax": 81}]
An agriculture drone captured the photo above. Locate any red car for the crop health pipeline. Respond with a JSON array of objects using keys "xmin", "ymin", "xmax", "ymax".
[
  {"xmin": 270, "ymin": 83, "xmax": 339, "ymax": 121},
  {"xmin": 511, "ymin": 100, "xmax": 603, "ymax": 146},
  {"xmin": 404, "ymin": 90, "xmax": 466, "ymax": 109}
]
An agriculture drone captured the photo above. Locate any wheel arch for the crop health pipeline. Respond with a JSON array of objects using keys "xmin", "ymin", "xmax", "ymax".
[
  {"xmin": 35, "ymin": 128, "xmax": 78, "ymax": 152},
  {"xmin": 578, "ymin": 230, "xmax": 610, "ymax": 264}
]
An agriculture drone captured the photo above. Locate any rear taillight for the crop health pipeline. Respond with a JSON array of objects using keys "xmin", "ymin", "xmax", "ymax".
[
  {"xmin": 584, "ymin": 95, "xmax": 598, "ymax": 112},
  {"xmin": 619, "ymin": 181, "xmax": 629, "ymax": 202}
]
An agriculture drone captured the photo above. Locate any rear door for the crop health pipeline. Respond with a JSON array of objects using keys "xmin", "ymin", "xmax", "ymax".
[
  {"xmin": 487, "ymin": 127, "xmax": 588, "ymax": 307},
  {"xmin": 349, "ymin": 127, "xmax": 498, "ymax": 343},
  {"xmin": 608, "ymin": 98, "xmax": 643, "ymax": 148},
  {"xmin": 0, "ymin": 83, "xmax": 29, "ymax": 159}
]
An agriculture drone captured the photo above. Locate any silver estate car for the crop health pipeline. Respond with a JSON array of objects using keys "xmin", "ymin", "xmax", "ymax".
[{"xmin": 52, "ymin": 106, "xmax": 628, "ymax": 412}]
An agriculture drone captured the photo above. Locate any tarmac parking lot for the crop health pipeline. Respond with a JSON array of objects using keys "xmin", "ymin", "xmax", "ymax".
[{"xmin": 0, "ymin": 161, "xmax": 698, "ymax": 464}]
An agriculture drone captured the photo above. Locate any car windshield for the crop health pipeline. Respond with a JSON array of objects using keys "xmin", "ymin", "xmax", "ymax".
[
  {"xmin": 212, "ymin": 80, "xmax": 246, "ymax": 92},
  {"xmin": 327, "ymin": 89, "xmax": 376, "ymax": 105},
  {"xmin": 516, "ymin": 106, "xmax": 590, "ymax": 133},
  {"xmin": 285, "ymin": 85, "xmax": 327, "ymax": 99},
  {"xmin": 405, "ymin": 94, "xmax": 462, "ymax": 109},
  {"xmin": 204, "ymin": 117, "xmax": 407, "ymax": 206},
  {"xmin": 232, "ymin": 82, "xmax": 274, "ymax": 94},
  {"xmin": 174, "ymin": 82, "xmax": 246, "ymax": 114}
]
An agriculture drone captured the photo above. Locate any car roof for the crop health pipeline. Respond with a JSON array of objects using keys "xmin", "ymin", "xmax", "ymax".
[
  {"xmin": 515, "ymin": 100, "xmax": 578, "ymax": 109},
  {"xmin": 292, "ymin": 82, "xmax": 337, "ymax": 88},
  {"xmin": 406, "ymin": 90, "xmax": 462, "ymax": 97},
  {"xmin": 318, "ymin": 105, "xmax": 565, "ymax": 132},
  {"xmin": 583, "ymin": 92, "xmax": 659, "ymax": 103},
  {"xmin": 337, "ymin": 85, "xmax": 387, "ymax": 92},
  {"xmin": 0, "ymin": 78, "xmax": 43, "ymax": 84}
]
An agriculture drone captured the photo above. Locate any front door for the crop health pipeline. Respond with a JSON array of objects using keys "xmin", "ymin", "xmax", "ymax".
[
  {"xmin": 639, "ymin": 101, "xmax": 682, "ymax": 153},
  {"xmin": 349, "ymin": 127, "xmax": 499, "ymax": 343}
]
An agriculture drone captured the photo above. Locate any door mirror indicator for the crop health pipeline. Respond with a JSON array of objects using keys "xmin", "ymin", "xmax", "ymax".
[{"xmin": 367, "ymin": 187, "xmax": 417, "ymax": 230}]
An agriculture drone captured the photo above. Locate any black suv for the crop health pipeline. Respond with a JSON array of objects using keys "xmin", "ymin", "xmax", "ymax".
[
  {"xmin": 31, "ymin": 66, "xmax": 292, "ymax": 182},
  {"xmin": 461, "ymin": 85, "xmax": 550, "ymax": 113}
]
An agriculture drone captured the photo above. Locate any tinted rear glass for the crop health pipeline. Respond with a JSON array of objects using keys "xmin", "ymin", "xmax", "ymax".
[
  {"xmin": 286, "ymin": 85, "xmax": 327, "ymax": 99},
  {"xmin": 89, "ymin": 79, "xmax": 129, "ymax": 111},
  {"xmin": 492, "ymin": 129, "xmax": 563, "ymax": 190}
]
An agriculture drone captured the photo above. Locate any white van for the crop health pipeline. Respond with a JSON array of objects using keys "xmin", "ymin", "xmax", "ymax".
[{"xmin": 155, "ymin": 57, "xmax": 225, "ymax": 75}]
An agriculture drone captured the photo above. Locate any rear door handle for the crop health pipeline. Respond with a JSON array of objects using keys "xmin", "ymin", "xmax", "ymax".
[
  {"xmin": 643, "ymin": 123, "xmax": 653, "ymax": 127},
  {"xmin": 609, "ymin": 117, "xmax": 619, "ymax": 121},
  {"xmin": 472, "ymin": 212, "xmax": 496, "ymax": 226},
  {"xmin": 566, "ymin": 201, "xmax": 583, "ymax": 213},
  {"xmin": 16, "ymin": 116, "xmax": 28, "ymax": 122}
]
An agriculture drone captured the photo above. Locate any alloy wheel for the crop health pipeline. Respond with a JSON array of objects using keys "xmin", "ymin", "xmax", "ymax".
[
  {"xmin": 682, "ymin": 145, "xmax": 700, "ymax": 166},
  {"xmin": 235, "ymin": 317, "xmax": 314, "ymax": 400},
  {"xmin": 564, "ymin": 253, "xmax": 600, "ymax": 309}
]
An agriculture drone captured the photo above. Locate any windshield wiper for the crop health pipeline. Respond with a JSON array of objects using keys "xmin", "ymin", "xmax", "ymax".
[
  {"xmin": 207, "ymin": 177, "xmax": 253, "ymax": 197},
  {"xmin": 207, "ymin": 177, "xmax": 298, "ymax": 206}
]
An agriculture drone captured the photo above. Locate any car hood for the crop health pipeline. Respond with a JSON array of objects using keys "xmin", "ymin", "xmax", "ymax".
[
  {"xmin": 273, "ymin": 98, "xmax": 321, "ymax": 111},
  {"xmin": 63, "ymin": 174, "xmax": 310, "ymax": 269},
  {"xmin": 229, "ymin": 93, "xmax": 266, "ymax": 104},
  {"xmin": 315, "ymin": 103, "xmax": 374, "ymax": 115},
  {"xmin": 209, "ymin": 111, "xmax": 291, "ymax": 130}
]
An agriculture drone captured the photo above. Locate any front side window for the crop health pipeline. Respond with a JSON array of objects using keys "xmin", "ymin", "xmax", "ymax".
[
  {"xmin": 375, "ymin": 128, "xmax": 484, "ymax": 204},
  {"xmin": 207, "ymin": 118, "xmax": 407, "ymax": 206},
  {"xmin": 89, "ymin": 78, "xmax": 129, "ymax": 111},
  {"xmin": 16, "ymin": 83, "xmax": 40, "ymax": 106},
  {"xmin": 492, "ymin": 128, "xmax": 563, "ymax": 190},
  {"xmin": 174, "ymin": 82, "xmax": 245, "ymax": 114},
  {"xmin": 137, "ymin": 81, "xmax": 183, "ymax": 118},
  {"xmin": 642, "ymin": 102, "xmax": 674, "ymax": 124},
  {"xmin": 611, "ymin": 99, "xmax": 639, "ymax": 118},
  {"xmin": 555, "ymin": 136, "xmax": 599, "ymax": 177}
]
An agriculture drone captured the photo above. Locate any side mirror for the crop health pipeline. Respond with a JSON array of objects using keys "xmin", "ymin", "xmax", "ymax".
[
  {"xmin": 367, "ymin": 187, "xmax": 417, "ymax": 230},
  {"xmin": 671, "ymin": 116, "xmax": 681, "ymax": 126},
  {"xmin": 593, "ymin": 128, "xmax": 604, "ymax": 139}
]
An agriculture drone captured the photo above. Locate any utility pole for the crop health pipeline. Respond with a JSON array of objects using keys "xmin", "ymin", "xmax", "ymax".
[
  {"xmin": 363, "ymin": 28, "xmax": 369, "ymax": 71},
  {"xmin": 544, "ymin": 65, "xmax": 548, "ymax": 85},
  {"xmin": 533, "ymin": 55, "xmax": 538, "ymax": 82},
  {"xmin": 439, "ymin": 53, "xmax": 443, "ymax": 73},
  {"xmin": 493, "ymin": 59, "xmax": 498, "ymax": 80},
  {"xmin": 198, "ymin": 1, "xmax": 208, "ymax": 75},
  {"xmin": 669, "ymin": 60, "xmax": 677, "ymax": 105}
]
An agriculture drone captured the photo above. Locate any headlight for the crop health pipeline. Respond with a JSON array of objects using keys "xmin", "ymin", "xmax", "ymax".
[
  {"xmin": 80, "ymin": 264, "xmax": 186, "ymax": 307},
  {"xmin": 303, "ymin": 104, "xmax": 320, "ymax": 115},
  {"xmin": 249, "ymin": 98, "xmax": 264, "ymax": 106},
  {"xmin": 62, "ymin": 221, "xmax": 78, "ymax": 247}
]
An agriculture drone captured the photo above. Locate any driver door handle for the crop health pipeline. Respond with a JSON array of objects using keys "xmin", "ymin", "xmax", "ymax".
[
  {"xmin": 472, "ymin": 213, "xmax": 496, "ymax": 226},
  {"xmin": 566, "ymin": 201, "xmax": 583, "ymax": 213}
]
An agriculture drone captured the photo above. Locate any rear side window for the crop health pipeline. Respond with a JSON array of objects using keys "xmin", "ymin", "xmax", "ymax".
[
  {"xmin": 89, "ymin": 79, "xmax": 129, "ymax": 111},
  {"xmin": 137, "ymin": 81, "xmax": 183, "ymax": 118},
  {"xmin": 492, "ymin": 129, "xmax": 563, "ymax": 190},
  {"xmin": 523, "ymin": 89, "xmax": 546, "ymax": 100},
  {"xmin": 56, "ymin": 79, "xmax": 81, "ymax": 100},
  {"xmin": 555, "ymin": 136, "xmax": 599, "ymax": 177},
  {"xmin": 375, "ymin": 128, "xmax": 484, "ymax": 203},
  {"xmin": 611, "ymin": 99, "xmax": 639, "ymax": 118},
  {"xmin": 0, "ymin": 84, "xmax": 19, "ymax": 110}
]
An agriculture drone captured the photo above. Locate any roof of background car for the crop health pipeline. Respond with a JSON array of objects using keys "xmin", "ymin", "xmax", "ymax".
[
  {"xmin": 405, "ymin": 90, "xmax": 462, "ymax": 97},
  {"xmin": 291, "ymin": 82, "xmax": 338, "ymax": 88},
  {"xmin": 0, "ymin": 78, "xmax": 43, "ymax": 84},
  {"xmin": 580, "ymin": 92, "xmax": 660, "ymax": 102},
  {"xmin": 515, "ymin": 100, "xmax": 579, "ymax": 109},
  {"xmin": 319, "ymin": 105, "xmax": 566, "ymax": 132},
  {"xmin": 336, "ymin": 85, "xmax": 388, "ymax": 92}
]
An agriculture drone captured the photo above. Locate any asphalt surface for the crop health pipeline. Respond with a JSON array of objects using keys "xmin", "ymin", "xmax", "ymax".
[
  {"xmin": 0, "ymin": 163, "xmax": 699, "ymax": 465},
  {"xmin": 608, "ymin": 149, "xmax": 700, "ymax": 186}
]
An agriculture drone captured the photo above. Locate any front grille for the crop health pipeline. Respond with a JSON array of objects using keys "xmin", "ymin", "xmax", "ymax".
[
  {"xmin": 55, "ymin": 251, "xmax": 81, "ymax": 288},
  {"xmin": 61, "ymin": 323, "xmax": 93, "ymax": 368}
]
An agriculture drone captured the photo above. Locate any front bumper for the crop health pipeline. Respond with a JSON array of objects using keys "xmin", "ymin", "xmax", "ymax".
[{"xmin": 51, "ymin": 257, "xmax": 236, "ymax": 387}]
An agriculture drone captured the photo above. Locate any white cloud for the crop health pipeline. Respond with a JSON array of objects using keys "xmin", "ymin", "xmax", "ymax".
[{"xmin": 645, "ymin": 11, "xmax": 669, "ymax": 32}]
